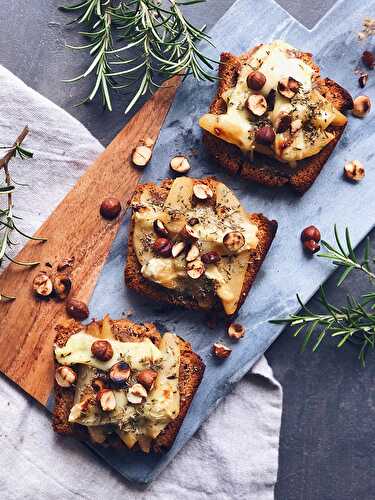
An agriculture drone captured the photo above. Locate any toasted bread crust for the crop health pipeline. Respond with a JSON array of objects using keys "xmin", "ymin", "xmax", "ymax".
[
  {"xmin": 52, "ymin": 318, "xmax": 205, "ymax": 452},
  {"xmin": 202, "ymin": 48, "xmax": 353, "ymax": 194},
  {"xmin": 124, "ymin": 178, "xmax": 277, "ymax": 316}
]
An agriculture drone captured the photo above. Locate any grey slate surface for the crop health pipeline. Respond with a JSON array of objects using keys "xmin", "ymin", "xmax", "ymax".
[{"xmin": 1, "ymin": 0, "xmax": 375, "ymax": 498}]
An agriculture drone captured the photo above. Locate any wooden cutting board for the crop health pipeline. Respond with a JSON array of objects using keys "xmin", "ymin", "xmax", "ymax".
[{"xmin": 0, "ymin": 79, "xmax": 179, "ymax": 406}]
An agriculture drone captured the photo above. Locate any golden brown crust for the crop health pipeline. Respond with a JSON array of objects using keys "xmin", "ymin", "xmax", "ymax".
[
  {"xmin": 124, "ymin": 178, "xmax": 277, "ymax": 316},
  {"xmin": 203, "ymin": 48, "xmax": 353, "ymax": 194}
]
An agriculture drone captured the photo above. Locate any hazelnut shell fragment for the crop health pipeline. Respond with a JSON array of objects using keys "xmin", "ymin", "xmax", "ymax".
[
  {"xmin": 153, "ymin": 237, "xmax": 173, "ymax": 257},
  {"xmin": 127, "ymin": 383, "xmax": 148, "ymax": 404},
  {"xmin": 193, "ymin": 183, "xmax": 213, "ymax": 200},
  {"xmin": 352, "ymin": 95, "xmax": 371, "ymax": 118},
  {"xmin": 92, "ymin": 377, "xmax": 108, "ymax": 392},
  {"xmin": 132, "ymin": 145, "xmax": 152, "ymax": 167},
  {"xmin": 33, "ymin": 272, "xmax": 53, "ymax": 297},
  {"xmin": 100, "ymin": 197, "xmax": 122, "ymax": 220},
  {"xmin": 362, "ymin": 50, "xmax": 375, "ymax": 69},
  {"xmin": 301, "ymin": 225, "xmax": 321, "ymax": 243},
  {"xmin": 228, "ymin": 323, "xmax": 245, "ymax": 340},
  {"xmin": 344, "ymin": 160, "xmax": 365, "ymax": 182},
  {"xmin": 186, "ymin": 259, "xmax": 205, "ymax": 279},
  {"xmin": 212, "ymin": 342, "xmax": 232, "ymax": 359},
  {"xmin": 66, "ymin": 298, "xmax": 89, "ymax": 320},
  {"xmin": 55, "ymin": 366, "xmax": 77, "ymax": 388},
  {"xmin": 109, "ymin": 361, "xmax": 131, "ymax": 385},
  {"xmin": 247, "ymin": 94, "xmax": 267, "ymax": 116},
  {"xmin": 223, "ymin": 231, "xmax": 246, "ymax": 253},
  {"xmin": 137, "ymin": 369, "xmax": 158, "ymax": 391},
  {"xmin": 246, "ymin": 70, "xmax": 266, "ymax": 91},
  {"xmin": 170, "ymin": 156, "xmax": 191, "ymax": 174},
  {"xmin": 97, "ymin": 389, "xmax": 117, "ymax": 412},
  {"xmin": 91, "ymin": 340, "xmax": 114, "ymax": 362},
  {"xmin": 255, "ymin": 126, "xmax": 276, "ymax": 145}
]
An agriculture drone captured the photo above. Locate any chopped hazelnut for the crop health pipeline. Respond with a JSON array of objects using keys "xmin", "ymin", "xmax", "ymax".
[
  {"xmin": 127, "ymin": 383, "xmax": 148, "ymax": 404},
  {"xmin": 344, "ymin": 160, "xmax": 365, "ymax": 182},
  {"xmin": 100, "ymin": 197, "xmax": 122, "ymax": 220},
  {"xmin": 247, "ymin": 94, "xmax": 267, "ymax": 116},
  {"xmin": 153, "ymin": 237, "xmax": 173, "ymax": 257},
  {"xmin": 255, "ymin": 126, "xmax": 275, "ymax": 145},
  {"xmin": 180, "ymin": 223, "xmax": 198, "ymax": 241},
  {"xmin": 55, "ymin": 366, "xmax": 77, "ymax": 388},
  {"xmin": 193, "ymin": 183, "xmax": 213, "ymax": 200},
  {"xmin": 186, "ymin": 244, "xmax": 200, "ymax": 262},
  {"xmin": 291, "ymin": 119, "xmax": 303, "ymax": 134},
  {"xmin": 352, "ymin": 95, "xmax": 371, "ymax": 117},
  {"xmin": 301, "ymin": 225, "xmax": 321, "ymax": 243},
  {"xmin": 246, "ymin": 70, "xmax": 266, "ymax": 91},
  {"xmin": 228, "ymin": 323, "xmax": 245, "ymax": 340},
  {"xmin": 53, "ymin": 273, "xmax": 72, "ymax": 300},
  {"xmin": 277, "ymin": 77, "xmax": 300, "ymax": 99},
  {"xmin": 170, "ymin": 156, "xmax": 191, "ymax": 174},
  {"xmin": 137, "ymin": 369, "xmax": 158, "ymax": 391},
  {"xmin": 358, "ymin": 73, "xmax": 369, "ymax": 88},
  {"xmin": 97, "ymin": 389, "xmax": 116, "ymax": 412},
  {"xmin": 275, "ymin": 112, "xmax": 292, "ymax": 133},
  {"xmin": 223, "ymin": 231, "xmax": 245, "ymax": 253},
  {"xmin": 171, "ymin": 241, "xmax": 186, "ymax": 258},
  {"xmin": 153, "ymin": 219, "xmax": 169, "ymax": 238},
  {"xmin": 109, "ymin": 361, "xmax": 131, "ymax": 385},
  {"xmin": 362, "ymin": 50, "xmax": 375, "ymax": 69},
  {"xmin": 132, "ymin": 145, "xmax": 152, "ymax": 167},
  {"xmin": 33, "ymin": 272, "xmax": 53, "ymax": 297},
  {"xmin": 186, "ymin": 259, "xmax": 205, "ymax": 279},
  {"xmin": 69, "ymin": 400, "xmax": 89, "ymax": 421},
  {"xmin": 303, "ymin": 240, "xmax": 320, "ymax": 254},
  {"xmin": 212, "ymin": 342, "xmax": 232, "ymax": 359},
  {"xmin": 201, "ymin": 251, "xmax": 221, "ymax": 264},
  {"xmin": 66, "ymin": 298, "xmax": 89, "ymax": 320},
  {"xmin": 91, "ymin": 339, "xmax": 114, "ymax": 362}
]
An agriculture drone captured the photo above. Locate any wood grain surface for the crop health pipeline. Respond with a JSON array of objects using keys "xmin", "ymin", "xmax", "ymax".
[{"xmin": 0, "ymin": 78, "xmax": 179, "ymax": 406}]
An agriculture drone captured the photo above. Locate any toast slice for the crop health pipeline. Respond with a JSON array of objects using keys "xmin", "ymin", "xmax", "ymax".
[
  {"xmin": 201, "ymin": 43, "xmax": 353, "ymax": 194},
  {"xmin": 125, "ymin": 177, "xmax": 277, "ymax": 316},
  {"xmin": 53, "ymin": 316, "xmax": 205, "ymax": 453}
]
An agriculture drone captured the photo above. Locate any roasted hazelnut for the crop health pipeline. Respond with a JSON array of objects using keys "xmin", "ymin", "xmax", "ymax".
[
  {"xmin": 171, "ymin": 241, "xmax": 186, "ymax": 258},
  {"xmin": 188, "ymin": 217, "xmax": 199, "ymax": 226},
  {"xmin": 247, "ymin": 94, "xmax": 267, "ymax": 116},
  {"xmin": 301, "ymin": 225, "xmax": 321, "ymax": 243},
  {"xmin": 344, "ymin": 160, "xmax": 365, "ymax": 182},
  {"xmin": 266, "ymin": 89, "xmax": 276, "ymax": 111},
  {"xmin": 137, "ymin": 369, "xmax": 158, "ymax": 391},
  {"xmin": 57, "ymin": 257, "xmax": 74, "ymax": 272},
  {"xmin": 277, "ymin": 77, "xmax": 300, "ymax": 99},
  {"xmin": 97, "ymin": 389, "xmax": 116, "ymax": 412},
  {"xmin": 100, "ymin": 197, "xmax": 121, "ymax": 220},
  {"xmin": 33, "ymin": 272, "xmax": 53, "ymax": 297},
  {"xmin": 91, "ymin": 340, "xmax": 114, "ymax": 362},
  {"xmin": 153, "ymin": 219, "xmax": 169, "ymax": 237},
  {"xmin": 201, "ymin": 251, "xmax": 221, "ymax": 264},
  {"xmin": 212, "ymin": 342, "xmax": 232, "ymax": 359},
  {"xmin": 127, "ymin": 383, "xmax": 148, "ymax": 404},
  {"xmin": 186, "ymin": 243, "xmax": 200, "ymax": 262},
  {"xmin": 180, "ymin": 223, "xmax": 198, "ymax": 241},
  {"xmin": 186, "ymin": 259, "xmax": 205, "ymax": 279},
  {"xmin": 153, "ymin": 237, "xmax": 173, "ymax": 257},
  {"xmin": 170, "ymin": 156, "xmax": 191, "ymax": 174},
  {"xmin": 291, "ymin": 119, "xmax": 303, "ymax": 134},
  {"xmin": 55, "ymin": 366, "xmax": 77, "ymax": 388},
  {"xmin": 109, "ymin": 361, "xmax": 131, "ymax": 385},
  {"xmin": 255, "ymin": 126, "xmax": 275, "ymax": 145},
  {"xmin": 69, "ymin": 399, "xmax": 89, "ymax": 421},
  {"xmin": 352, "ymin": 95, "xmax": 371, "ymax": 117},
  {"xmin": 303, "ymin": 240, "xmax": 320, "ymax": 254},
  {"xmin": 275, "ymin": 113, "xmax": 292, "ymax": 133},
  {"xmin": 193, "ymin": 183, "xmax": 213, "ymax": 200},
  {"xmin": 223, "ymin": 231, "xmax": 245, "ymax": 253},
  {"xmin": 53, "ymin": 273, "xmax": 72, "ymax": 300},
  {"xmin": 247, "ymin": 70, "xmax": 266, "ymax": 90},
  {"xmin": 228, "ymin": 323, "xmax": 245, "ymax": 340},
  {"xmin": 66, "ymin": 298, "xmax": 89, "ymax": 320},
  {"xmin": 362, "ymin": 50, "xmax": 375, "ymax": 69},
  {"xmin": 92, "ymin": 377, "xmax": 108, "ymax": 392},
  {"xmin": 132, "ymin": 145, "xmax": 152, "ymax": 167},
  {"xmin": 359, "ymin": 73, "xmax": 369, "ymax": 88}
]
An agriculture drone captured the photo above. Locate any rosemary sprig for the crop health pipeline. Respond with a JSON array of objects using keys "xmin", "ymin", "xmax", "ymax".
[
  {"xmin": 60, "ymin": 0, "xmax": 216, "ymax": 113},
  {"xmin": 272, "ymin": 226, "xmax": 375, "ymax": 366},
  {"xmin": 0, "ymin": 127, "xmax": 47, "ymax": 302}
]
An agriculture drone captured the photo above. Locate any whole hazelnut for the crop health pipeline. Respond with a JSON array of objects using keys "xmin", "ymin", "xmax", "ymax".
[
  {"xmin": 201, "ymin": 251, "xmax": 221, "ymax": 264},
  {"xmin": 352, "ymin": 95, "xmax": 371, "ymax": 118},
  {"xmin": 362, "ymin": 50, "xmax": 375, "ymax": 70},
  {"xmin": 91, "ymin": 339, "xmax": 114, "ymax": 362},
  {"xmin": 358, "ymin": 73, "xmax": 369, "ymax": 88},
  {"xmin": 55, "ymin": 366, "xmax": 77, "ymax": 388},
  {"xmin": 193, "ymin": 183, "xmax": 213, "ymax": 200},
  {"xmin": 255, "ymin": 126, "xmax": 276, "ymax": 145},
  {"xmin": 100, "ymin": 197, "xmax": 121, "ymax": 220},
  {"xmin": 132, "ymin": 145, "xmax": 152, "ymax": 167},
  {"xmin": 53, "ymin": 273, "xmax": 72, "ymax": 300},
  {"xmin": 344, "ymin": 160, "xmax": 365, "ymax": 182},
  {"xmin": 247, "ymin": 94, "xmax": 267, "ymax": 116},
  {"xmin": 66, "ymin": 298, "xmax": 89, "ymax": 320},
  {"xmin": 137, "ymin": 369, "xmax": 158, "ymax": 391},
  {"xmin": 301, "ymin": 225, "xmax": 321, "ymax": 243},
  {"xmin": 153, "ymin": 237, "xmax": 173, "ymax": 257},
  {"xmin": 223, "ymin": 231, "xmax": 246, "ymax": 253},
  {"xmin": 212, "ymin": 342, "xmax": 232, "ymax": 359},
  {"xmin": 228, "ymin": 323, "xmax": 245, "ymax": 340},
  {"xmin": 266, "ymin": 89, "xmax": 276, "ymax": 111},
  {"xmin": 170, "ymin": 156, "xmax": 191, "ymax": 174},
  {"xmin": 97, "ymin": 389, "xmax": 116, "ymax": 412},
  {"xmin": 275, "ymin": 113, "xmax": 292, "ymax": 133},
  {"xmin": 303, "ymin": 240, "xmax": 320, "ymax": 254},
  {"xmin": 109, "ymin": 361, "xmax": 131, "ymax": 385},
  {"xmin": 33, "ymin": 272, "xmax": 53, "ymax": 297},
  {"xmin": 186, "ymin": 259, "xmax": 205, "ymax": 279},
  {"xmin": 153, "ymin": 219, "xmax": 169, "ymax": 238},
  {"xmin": 247, "ymin": 70, "xmax": 266, "ymax": 91},
  {"xmin": 127, "ymin": 383, "xmax": 148, "ymax": 404}
]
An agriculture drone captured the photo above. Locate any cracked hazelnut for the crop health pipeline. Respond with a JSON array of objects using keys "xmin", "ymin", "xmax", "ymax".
[
  {"xmin": 228, "ymin": 323, "xmax": 245, "ymax": 340},
  {"xmin": 247, "ymin": 94, "xmax": 267, "ymax": 116},
  {"xmin": 247, "ymin": 70, "xmax": 266, "ymax": 91},
  {"xmin": 275, "ymin": 113, "xmax": 292, "ymax": 133},
  {"xmin": 212, "ymin": 342, "xmax": 232, "ymax": 359},
  {"xmin": 359, "ymin": 73, "xmax": 369, "ymax": 88},
  {"xmin": 127, "ymin": 383, "xmax": 148, "ymax": 404},
  {"xmin": 291, "ymin": 119, "xmax": 303, "ymax": 134},
  {"xmin": 303, "ymin": 240, "xmax": 320, "ymax": 254},
  {"xmin": 153, "ymin": 219, "xmax": 169, "ymax": 238},
  {"xmin": 53, "ymin": 273, "xmax": 72, "ymax": 300},
  {"xmin": 91, "ymin": 340, "xmax": 114, "ymax": 362},
  {"xmin": 100, "ymin": 197, "xmax": 121, "ymax": 220},
  {"xmin": 55, "ymin": 366, "xmax": 77, "ymax": 388},
  {"xmin": 362, "ymin": 50, "xmax": 374, "ymax": 69},
  {"xmin": 266, "ymin": 89, "xmax": 276, "ymax": 111},
  {"xmin": 153, "ymin": 237, "xmax": 173, "ymax": 257},
  {"xmin": 171, "ymin": 241, "xmax": 186, "ymax": 258},
  {"xmin": 66, "ymin": 298, "xmax": 89, "ymax": 320},
  {"xmin": 223, "ymin": 231, "xmax": 245, "ymax": 253},
  {"xmin": 344, "ymin": 160, "xmax": 365, "ymax": 182},
  {"xmin": 132, "ymin": 145, "xmax": 152, "ymax": 167},
  {"xmin": 201, "ymin": 251, "xmax": 221, "ymax": 264},
  {"xmin": 170, "ymin": 156, "xmax": 191, "ymax": 173},
  {"xmin": 255, "ymin": 126, "xmax": 275, "ymax": 145},
  {"xmin": 180, "ymin": 223, "xmax": 198, "ymax": 241},
  {"xmin": 352, "ymin": 95, "xmax": 371, "ymax": 117},
  {"xmin": 69, "ymin": 399, "xmax": 89, "ymax": 421},
  {"xmin": 301, "ymin": 225, "xmax": 321, "ymax": 243},
  {"xmin": 33, "ymin": 272, "xmax": 53, "ymax": 297},
  {"xmin": 137, "ymin": 369, "xmax": 158, "ymax": 391},
  {"xmin": 92, "ymin": 377, "xmax": 108, "ymax": 392},
  {"xmin": 97, "ymin": 389, "xmax": 116, "ymax": 412},
  {"xmin": 193, "ymin": 183, "xmax": 213, "ymax": 200},
  {"xmin": 186, "ymin": 259, "xmax": 205, "ymax": 279},
  {"xmin": 186, "ymin": 243, "xmax": 200, "ymax": 262},
  {"xmin": 109, "ymin": 361, "xmax": 131, "ymax": 385},
  {"xmin": 277, "ymin": 77, "xmax": 300, "ymax": 99}
]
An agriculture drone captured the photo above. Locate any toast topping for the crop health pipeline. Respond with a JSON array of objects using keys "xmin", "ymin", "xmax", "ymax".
[
  {"xmin": 199, "ymin": 40, "xmax": 348, "ymax": 165},
  {"xmin": 132, "ymin": 177, "xmax": 259, "ymax": 314}
]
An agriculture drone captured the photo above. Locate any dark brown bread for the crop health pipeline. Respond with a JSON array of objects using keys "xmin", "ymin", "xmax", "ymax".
[
  {"xmin": 202, "ymin": 48, "xmax": 353, "ymax": 194},
  {"xmin": 52, "ymin": 318, "xmax": 205, "ymax": 452},
  {"xmin": 124, "ymin": 178, "xmax": 277, "ymax": 316}
]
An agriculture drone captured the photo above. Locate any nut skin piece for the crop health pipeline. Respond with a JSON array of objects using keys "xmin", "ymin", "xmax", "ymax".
[
  {"xmin": 53, "ymin": 273, "xmax": 72, "ymax": 300},
  {"xmin": 170, "ymin": 156, "xmax": 191, "ymax": 174},
  {"xmin": 33, "ymin": 272, "xmax": 53, "ymax": 297},
  {"xmin": 212, "ymin": 342, "xmax": 232, "ymax": 359},
  {"xmin": 171, "ymin": 241, "xmax": 186, "ymax": 258},
  {"xmin": 97, "ymin": 389, "xmax": 117, "ymax": 412},
  {"xmin": 303, "ymin": 240, "xmax": 320, "ymax": 254},
  {"xmin": 137, "ymin": 369, "xmax": 158, "ymax": 391},
  {"xmin": 193, "ymin": 183, "xmax": 213, "ymax": 200},
  {"xmin": 66, "ymin": 298, "xmax": 89, "ymax": 320},
  {"xmin": 153, "ymin": 219, "xmax": 169, "ymax": 238},
  {"xmin": 127, "ymin": 383, "xmax": 148, "ymax": 404},
  {"xmin": 91, "ymin": 339, "xmax": 114, "ymax": 362},
  {"xmin": 247, "ymin": 70, "xmax": 266, "ymax": 91},
  {"xmin": 255, "ymin": 126, "xmax": 276, "ymax": 145},
  {"xmin": 359, "ymin": 73, "xmax": 369, "ymax": 88},
  {"xmin": 344, "ymin": 160, "xmax": 365, "ymax": 182},
  {"xmin": 100, "ymin": 197, "xmax": 122, "ymax": 220},
  {"xmin": 223, "ymin": 231, "xmax": 246, "ymax": 253},
  {"xmin": 301, "ymin": 225, "xmax": 321, "ymax": 243},
  {"xmin": 109, "ymin": 361, "xmax": 131, "ymax": 386},
  {"xmin": 362, "ymin": 50, "xmax": 375, "ymax": 70},
  {"xmin": 186, "ymin": 258, "xmax": 205, "ymax": 279},
  {"xmin": 153, "ymin": 237, "xmax": 173, "ymax": 257},
  {"xmin": 201, "ymin": 251, "xmax": 221, "ymax": 264},
  {"xmin": 132, "ymin": 145, "xmax": 152, "ymax": 167},
  {"xmin": 228, "ymin": 323, "xmax": 245, "ymax": 340},
  {"xmin": 275, "ymin": 113, "xmax": 292, "ymax": 133},
  {"xmin": 277, "ymin": 77, "xmax": 300, "ymax": 99},
  {"xmin": 247, "ymin": 94, "xmax": 267, "ymax": 116},
  {"xmin": 266, "ymin": 89, "xmax": 276, "ymax": 111},
  {"xmin": 55, "ymin": 366, "xmax": 77, "ymax": 388},
  {"xmin": 352, "ymin": 95, "xmax": 371, "ymax": 118}
]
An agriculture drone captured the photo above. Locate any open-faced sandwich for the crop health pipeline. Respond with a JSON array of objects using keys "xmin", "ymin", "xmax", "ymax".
[
  {"xmin": 125, "ymin": 177, "xmax": 277, "ymax": 316},
  {"xmin": 53, "ymin": 315, "xmax": 204, "ymax": 453},
  {"xmin": 199, "ymin": 40, "xmax": 353, "ymax": 194}
]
